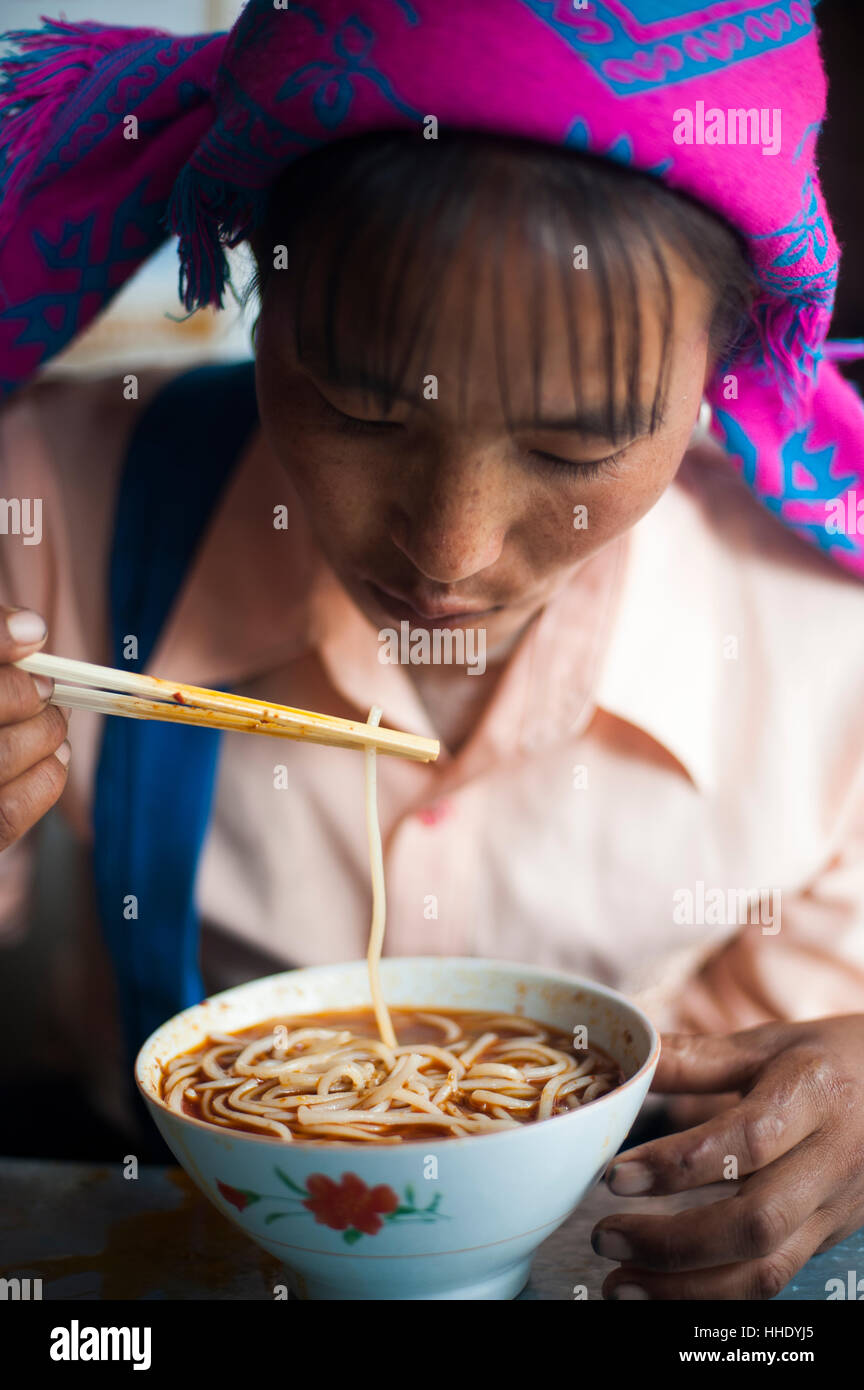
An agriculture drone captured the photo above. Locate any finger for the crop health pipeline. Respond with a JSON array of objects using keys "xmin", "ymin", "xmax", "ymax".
[
  {"xmin": 0, "ymin": 662, "xmax": 65, "ymax": 729},
  {"xmin": 0, "ymin": 750, "xmax": 70, "ymax": 849},
  {"xmin": 0, "ymin": 704, "xmax": 70, "ymax": 784},
  {"xmin": 608, "ymin": 1051, "xmax": 826, "ymax": 1195},
  {"xmin": 594, "ymin": 1131, "xmax": 838, "ymax": 1271},
  {"xmin": 602, "ymin": 1209, "xmax": 835, "ymax": 1300},
  {"xmin": 652, "ymin": 1027, "xmax": 790, "ymax": 1094},
  {"xmin": 0, "ymin": 607, "xmax": 47, "ymax": 660}
]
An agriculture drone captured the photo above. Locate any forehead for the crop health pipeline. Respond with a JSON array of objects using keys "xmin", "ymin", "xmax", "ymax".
[{"xmin": 268, "ymin": 201, "xmax": 713, "ymax": 428}]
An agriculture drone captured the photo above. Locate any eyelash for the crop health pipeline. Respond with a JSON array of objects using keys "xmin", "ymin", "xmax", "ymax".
[
  {"xmin": 325, "ymin": 401, "xmax": 624, "ymax": 477},
  {"xmin": 529, "ymin": 449, "xmax": 623, "ymax": 479},
  {"xmin": 334, "ymin": 413, "xmax": 402, "ymax": 436}
]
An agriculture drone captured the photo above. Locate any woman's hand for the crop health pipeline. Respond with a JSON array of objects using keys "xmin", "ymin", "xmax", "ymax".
[
  {"xmin": 0, "ymin": 606, "xmax": 70, "ymax": 848},
  {"xmin": 592, "ymin": 1016, "xmax": 864, "ymax": 1299}
]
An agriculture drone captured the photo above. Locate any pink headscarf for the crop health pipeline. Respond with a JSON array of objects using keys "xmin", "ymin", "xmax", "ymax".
[{"xmin": 2, "ymin": 0, "xmax": 863, "ymax": 575}]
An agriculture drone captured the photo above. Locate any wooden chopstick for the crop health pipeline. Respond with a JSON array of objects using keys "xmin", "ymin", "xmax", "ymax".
[
  {"xmin": 49, "ymin": 682, "xmax": 419, "ymax": 754},
  {"xmin": 16, "ymin": 654, "xmax": 439, "ymax": 764}
]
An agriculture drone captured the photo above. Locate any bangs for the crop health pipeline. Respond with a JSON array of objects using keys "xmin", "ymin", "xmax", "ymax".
[{"xmin": 245, "ymin": 131, "xmax": 755, "ymax": 442}]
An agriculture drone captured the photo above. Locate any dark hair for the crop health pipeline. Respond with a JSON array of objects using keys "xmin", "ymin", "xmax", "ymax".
[{"xmin": 244, "ymin": 130, "xmax": 757, "ymax": 443}]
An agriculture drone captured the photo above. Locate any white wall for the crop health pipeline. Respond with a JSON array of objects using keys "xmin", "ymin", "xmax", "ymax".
[{"xmin": 2, "ymin": 1, "xmax": 245, "ymax": 35}]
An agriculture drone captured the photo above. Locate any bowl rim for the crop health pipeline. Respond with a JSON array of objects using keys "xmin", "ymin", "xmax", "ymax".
[{"xmin": 135, "ymin": 956, "xmax": 662, "ymax": 1152}]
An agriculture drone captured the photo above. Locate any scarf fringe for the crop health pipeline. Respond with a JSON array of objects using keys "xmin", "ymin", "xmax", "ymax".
[
  {"xmin": 0, "ymin": 19, "xmax": 170, "ymax": 235},
  {"xmin": 167, "ymin": 165, "xmax": 270, "ymax": 312}
]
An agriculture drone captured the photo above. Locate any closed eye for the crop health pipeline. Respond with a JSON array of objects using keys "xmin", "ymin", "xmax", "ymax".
[
  {"xmin": 336, "ymin": 412, "xmax": 405, "ymax": 435},
  {"xmin": 529, "ymin": 449, "xmax": 624, "ymax": 478},
  {"xmin": 314, "ymin": 384, "xmax": 404, "ymax": 434}
]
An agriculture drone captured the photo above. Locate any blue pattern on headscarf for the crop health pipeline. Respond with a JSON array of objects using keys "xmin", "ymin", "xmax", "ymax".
[
  {"xmin": 518, "ymin": 0, "xmax": 813, "ymax": 95},
  {"xmin": 0, "ymin": 182, "xmax": 168, "ymax": 369},
  {"xmin": 714, "ymin": 406, "xmax": 858, "ymax": 555},
  {"xmin": 276, "ymin": 16, "xmax": 424, "ymax": 124},
  {"xmin": 565, "ymin": 118, "xmax": 673, "ymax": 176}
]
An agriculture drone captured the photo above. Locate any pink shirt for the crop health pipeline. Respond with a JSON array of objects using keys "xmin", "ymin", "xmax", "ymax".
[{"xmin": 2, "ymin": 366, "xmax": 864, "ymax": 1119}]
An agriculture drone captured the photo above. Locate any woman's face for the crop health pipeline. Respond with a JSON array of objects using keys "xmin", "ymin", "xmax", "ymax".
[{"xmin": 255, "ymin": 222, "xmax": 714, "ymax": 658}]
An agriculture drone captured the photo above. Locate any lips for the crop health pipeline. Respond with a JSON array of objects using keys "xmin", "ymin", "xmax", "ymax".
[{"xmin": 366, "ymin": 580, "xmax": 495, "ymax": 624}]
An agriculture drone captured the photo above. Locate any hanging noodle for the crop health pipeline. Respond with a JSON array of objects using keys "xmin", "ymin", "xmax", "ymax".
[
  {"xmin": 160, "ymin": 704, "xmax": 624, "ymax": 1142},
  {"xmin": 364, "ymin": 704, "xmax": 396, "ymax": 1048}
]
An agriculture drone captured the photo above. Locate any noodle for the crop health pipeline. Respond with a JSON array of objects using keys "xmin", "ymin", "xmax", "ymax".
[
  {"xmin": 159, "ymin": 704, "xmax": 624, "ymax": 1141},
  {"xmin": 364, "ymin": 704, "xmax": 396, "ymax": 1048},
  {"xmin": 161, "ymin": 1008, "xmax": 623, "ymax": 1142}
]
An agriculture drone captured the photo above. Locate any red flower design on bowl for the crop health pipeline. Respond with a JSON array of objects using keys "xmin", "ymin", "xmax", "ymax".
[
  {"xmin": 217, "ymin": 1180, "xmax": 258, "ymax": 1212},
  {"xmin": 302, "ymin": 1172, "xmax": 399, "ymax": 1236}
]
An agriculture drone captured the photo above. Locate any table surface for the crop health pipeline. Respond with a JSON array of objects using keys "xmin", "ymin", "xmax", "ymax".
[{"xmin": 1, "ymin": 1159, "xmax": 860, "ymax": 1300}]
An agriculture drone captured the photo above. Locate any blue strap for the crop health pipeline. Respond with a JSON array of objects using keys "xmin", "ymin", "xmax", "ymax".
[{"xmin": 92, "ymin": 360, "xmax": 259, "ymax": 1066}]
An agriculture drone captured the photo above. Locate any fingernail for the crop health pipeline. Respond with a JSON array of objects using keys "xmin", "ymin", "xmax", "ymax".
[
  {"xmin": 7, "ymin": 610, "xmax": 46, "ymax": 645},
  {"xmin": 55, "ymin": 739, "xmax": 71, "ymax": 767},
  {"xmin": 610, "ymin": 1283, "xmax": 649, "ymax": 1300},
  {"xmin": 33, "ymin": 675, "xmax": 53, "ymax": 700},
  {"xmin": 593, "ymin": 1229, "xmax": 634, "ymax": 1261},
  {"xmin": 609, "ymin": 1162, "xmax": 653, "ymax": 1195}
]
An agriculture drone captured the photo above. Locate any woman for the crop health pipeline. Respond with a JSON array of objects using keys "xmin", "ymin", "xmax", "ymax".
[{"xmin": 1, "ymin": 0, "xmax": 864, "ymax": 1300}]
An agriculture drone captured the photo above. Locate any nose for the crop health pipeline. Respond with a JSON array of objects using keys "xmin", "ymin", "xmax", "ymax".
[{"xmin": 388, "ymin": 449, "xmax": 507, "ymax": 584}]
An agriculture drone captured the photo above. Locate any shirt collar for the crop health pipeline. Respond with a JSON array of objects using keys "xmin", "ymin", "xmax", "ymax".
[{"xmin": 593, "ymin": 448, "xmax": 728, "ymax": 796}]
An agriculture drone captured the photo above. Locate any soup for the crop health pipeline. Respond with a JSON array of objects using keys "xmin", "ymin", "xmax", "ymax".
[
  {"xmin": 161, "ymin": 1007, "xmax": 625, "ymax": 1142},
  {"xmin": 159, "ymin": 704, "xmax": 625, "ymax": 1141}
]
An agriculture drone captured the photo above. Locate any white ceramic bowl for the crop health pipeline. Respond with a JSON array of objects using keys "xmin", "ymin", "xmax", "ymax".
[{"xmin": 136, "ymin": 957, "xmax": 660, "ymax": 1300}]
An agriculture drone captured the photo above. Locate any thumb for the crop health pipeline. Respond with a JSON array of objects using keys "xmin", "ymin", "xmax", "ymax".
[{"xmin": 651, "ymin": 1024, "xmax": 787, "ymax": 1093}]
